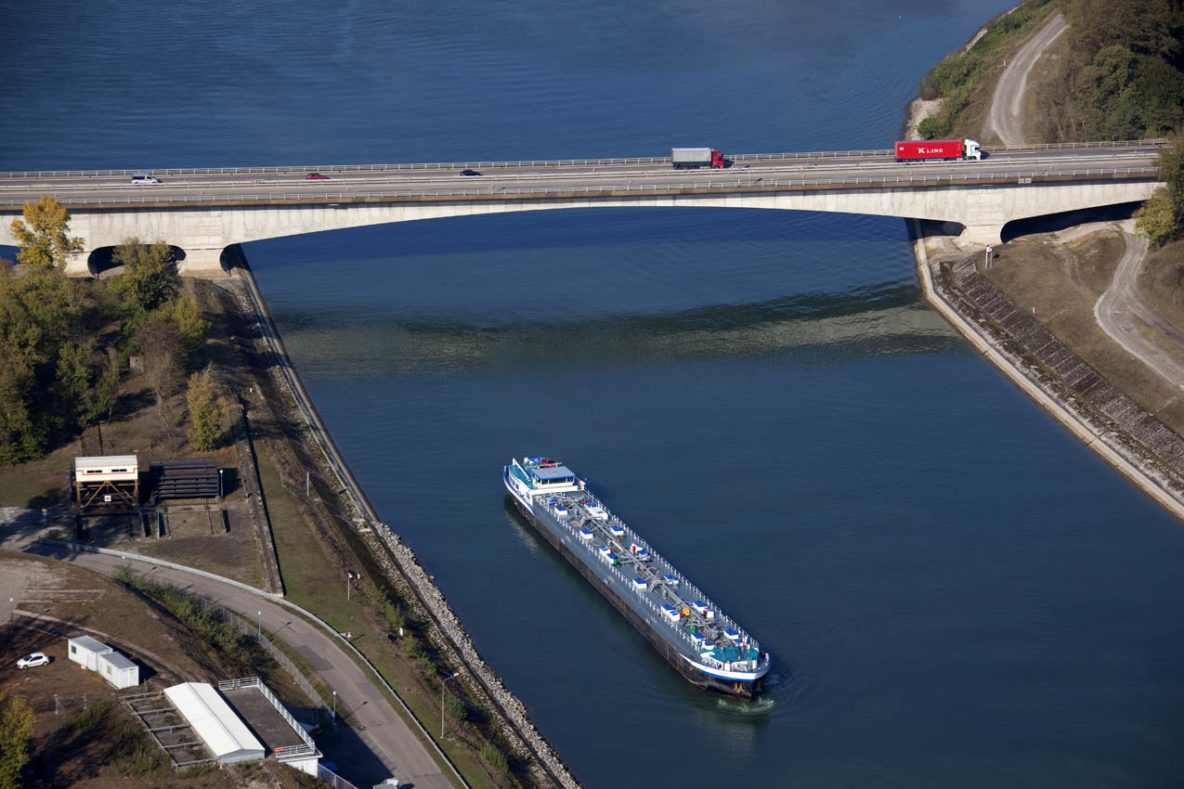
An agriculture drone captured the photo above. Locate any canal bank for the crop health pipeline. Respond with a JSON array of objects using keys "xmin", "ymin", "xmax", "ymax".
[
  {"xmin": 910, "ymin": 221, "xmax": 1184, "ymax": 522},
  {"xmin": 220, "ymin": 254, "xmax": 581, "ymax": 789}
]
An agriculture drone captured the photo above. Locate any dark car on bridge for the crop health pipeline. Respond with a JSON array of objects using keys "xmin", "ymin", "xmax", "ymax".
[{"xmin": 460, "ymin": 169, "xmax": 481, "ymax": 176}]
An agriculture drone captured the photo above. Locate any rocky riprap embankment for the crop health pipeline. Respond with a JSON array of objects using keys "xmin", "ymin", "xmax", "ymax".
[
  {"xmin": 933, "ymin": 255, "xmax": 1184, "ymax": 502},
  {"xmin": 366, "ymin": 521, "xmax": 582, "ymax": 789}
]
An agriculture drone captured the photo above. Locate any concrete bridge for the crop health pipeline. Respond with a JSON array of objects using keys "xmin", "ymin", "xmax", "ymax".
[{"xmin": 0, "ymin": 141, "xmax": 1164, "ymax": 275}]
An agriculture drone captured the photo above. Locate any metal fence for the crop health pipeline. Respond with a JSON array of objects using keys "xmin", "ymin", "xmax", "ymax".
[
  {"xmin": 317, "ymin": 763, "xmax": 360, "ymax": 789},
  {"xmin": 0, "ymin": 138, "xmax": 1165, "ymax": 179},
  {"xmin": 222, "ymin": 610, "xmax": 334, "ymax": 727},
  {"xmin": 217, "ymin": 676, "xmax": 318, "ymax": 755}
]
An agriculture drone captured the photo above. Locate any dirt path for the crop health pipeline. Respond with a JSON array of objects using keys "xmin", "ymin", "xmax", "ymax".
[
  {"xmin": 1095, "ymin": 233, "xmax": 1184, "ymax": 386},
  {"xmin": 988, "ymin": 11, "xmax": 1067, "ymax": 146}
]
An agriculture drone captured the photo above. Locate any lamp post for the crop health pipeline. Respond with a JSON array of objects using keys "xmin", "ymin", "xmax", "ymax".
[
  {"xmin": 346, "ymin": 571, "xmax": 353, "ymax": 602},
  {"xmin": 8, "ymin": 597, "xmax": 13, "ymax": 631},
  {"xmin": 256, "ymin": 610, "xmax": 261, "ymax": 641},
  {"xmin": 332, "ymin": 689, "xmax": 337, "ymax": 724},
  {"xmin": 441, "ymin": 672, "xmax": 459, "ymax": 737}
]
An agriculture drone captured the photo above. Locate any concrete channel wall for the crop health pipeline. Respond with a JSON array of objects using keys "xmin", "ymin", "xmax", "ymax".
[
  {"xmin": 234, "ymin": 267, "xmax": 581, "ymax": 789},
  {"xmin": 912, "ymin": 223, "xmax": 1184, "ymax": 521}
]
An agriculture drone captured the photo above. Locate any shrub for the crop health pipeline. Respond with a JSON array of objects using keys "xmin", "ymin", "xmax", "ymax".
[{"xmin": 480, "ymin": 742, "xmax": 509, "ymax": 773}]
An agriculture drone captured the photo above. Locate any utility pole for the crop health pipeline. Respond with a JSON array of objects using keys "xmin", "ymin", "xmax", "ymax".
[{"xmin": 441, "ymin": 672, "xmax": 459, "ymax": 737}]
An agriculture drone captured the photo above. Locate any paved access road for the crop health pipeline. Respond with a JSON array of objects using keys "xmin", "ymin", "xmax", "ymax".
[
  {"xmin": 0, "ymin": 141, "xmax": 1161, "ymax": 210},
  {"xmin": 8, "ymin": 533, "xmax": 459, "ymax": 789},
  {"xmin": 989, "ymin": 11, "xmax": 1068, "ymax": 147},
  {"xmin": 1095, "ymin": 232, "xmax": 1184, "ymax": 387}
]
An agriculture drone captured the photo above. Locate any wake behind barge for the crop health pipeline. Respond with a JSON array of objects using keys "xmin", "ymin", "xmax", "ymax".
[{"xmin": 504, "ymin": 457, "xmax": 770, "ymax": 698}]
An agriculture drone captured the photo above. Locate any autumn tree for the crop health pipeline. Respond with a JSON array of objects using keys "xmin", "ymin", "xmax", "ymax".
[
  {"xmin": 1159, "ymin": 134, "xmax": 1184, "ymax": 220},
  {"xmin": 186, "ymin": 369, "xmax": 223, "ymax": 450},
  {"xmin": 9, "ymin": 196, "xmax": 83, "ymax": 271},
  {"xmin": 1135, "ymin": 187, "xmax": 1178, "ymax": 246},
  {"xmin": 1136, "ymin": 135, "xmax": 1184, "ymax": 246},
  {"xmin": 171, "ymin": 295, "xmax": 210, "ymax": 357},
  {"xmin": 111, "ymin": 238, "xmax": 179, "ymax": 322},
  {"xmin": 0, "ymin": 689, "xmax": 34, "ymax": 789}
]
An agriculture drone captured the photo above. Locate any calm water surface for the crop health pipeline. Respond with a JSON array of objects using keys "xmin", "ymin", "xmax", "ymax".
[{"xmin": 6, "ymin": 1, "xmax": 1184, "ymax": 787}]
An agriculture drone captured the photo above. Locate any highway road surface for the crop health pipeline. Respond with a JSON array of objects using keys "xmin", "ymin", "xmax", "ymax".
[{"xmin": 0, "ymin": 142, "xmax": 1163, "ymax": 210}]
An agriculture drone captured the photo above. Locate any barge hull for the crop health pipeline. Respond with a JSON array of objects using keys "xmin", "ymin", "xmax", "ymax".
[{"xmin": 509, "ymin": 495, "xmax": 760, "ymax": 699}]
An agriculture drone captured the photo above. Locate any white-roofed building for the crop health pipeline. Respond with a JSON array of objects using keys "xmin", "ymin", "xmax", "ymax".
[
  {"xmin": 164, "ymin": 682, "xmax": 266, "ymax": 764},
  {"xmin": 67, "ymin": 635, "xmax": 113, "ymax": 670},
  {"xmin": 73, "ymin": 454, "xmax": 139, "ymax": 512},
  {"xmin": 97, "ymin": 651, "xmax": 140, "ymax": 689}
]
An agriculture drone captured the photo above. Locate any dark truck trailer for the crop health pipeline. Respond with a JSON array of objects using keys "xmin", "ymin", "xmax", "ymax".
[
  {"xmin": 671, "ymin": 147, "xmax": 727, "ymax": 169},
  {"xmin": 895, "ymin": 139, "xmax": 981, "ymax": 161}
]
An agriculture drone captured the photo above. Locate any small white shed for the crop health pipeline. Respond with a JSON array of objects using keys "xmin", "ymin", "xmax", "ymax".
[
  {"xmin": 97, "ymin": 651, "xmax": 140, "ymax": 689},
  {"xmin": 67, "ymin": 635, "xmax": 113, "ymax": 671}
]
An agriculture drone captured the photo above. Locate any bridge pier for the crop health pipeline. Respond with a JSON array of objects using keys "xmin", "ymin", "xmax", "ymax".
[
  {"xmin": 177, "ymin": 247, "xmax": 229, "ymax": 277},
  {"xmin": 959, "ymin": 224, "xmax": 1003, "ymax": 246},
  {"xmin": 64, "ymin": 251, "xmax": 92, "ymax": 277}
]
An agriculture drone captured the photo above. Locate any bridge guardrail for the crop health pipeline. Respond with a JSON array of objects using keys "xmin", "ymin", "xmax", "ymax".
[
  {"xmin": 0, "ymin": 166, "xmax": 1161, "ymax": 209},
  {"xmin": 0, "ymin": 139, "xmax": 1165, "ymax": 180}
]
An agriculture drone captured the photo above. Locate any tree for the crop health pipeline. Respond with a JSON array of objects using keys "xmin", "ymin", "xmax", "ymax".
[
  {"xmin": 0, "ymin": 259, "xmax": 72, "ymax": 367},
  {"xmin": 86, "ymin": 347, "xmax": 121, "ymax": 424},
  {"xmin": 134, "ymin": 317, "xmax": 185, "ymax": 421},
  {"xmin": 1135, "ymin": 187, "xmax": 1178, "ymax": 246},
  {"xmin": 1158, "ymin": 134, "xmax": 1184, "ymax": 221},
  {"xmin": 53, "ymin": 340, "xmax": 94, "ymax": 434},
  {"xmin": 9, "ymin": 196, "xmax": 82, "ymax": 271},
  {"xmin": 0, "ymin": 689, "xmax": 34, "ymax": 789},
  {"xmin": 111, "ymin": 238, "xmax": 179, "ymax": 322},
  {"xmin": 0, "ymin": 344, "xmax": 46, "ymax": 463},
  {"xmin": 186, "ymin": 369, "xmax": 223, "ymax": 451},
  {"xmin": 171, "ymin": 295, "xmax": 210, "ymax": 357}
]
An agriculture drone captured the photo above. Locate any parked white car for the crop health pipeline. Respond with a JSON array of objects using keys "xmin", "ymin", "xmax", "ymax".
[{"xmin": 17, "ymin": 651, "xmax": 50, "ymax": 669}]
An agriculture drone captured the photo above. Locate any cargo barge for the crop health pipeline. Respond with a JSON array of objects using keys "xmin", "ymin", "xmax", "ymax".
[{"xmin": 504, "ymin": 457, "xmax": 770, "ymax": 698}]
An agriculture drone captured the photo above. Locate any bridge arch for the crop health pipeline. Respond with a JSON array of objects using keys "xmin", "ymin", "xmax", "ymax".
[
  {"xmin": 86, "ymin": 244, "xmax": 187, "ymax": 277},
  {"xmin": 4, "ymin": 177, "xmax": 1160, "ymax": 276},
  {"xmin": 999, "ymin": 201, "xmax": 1143, "ymax": 244}
]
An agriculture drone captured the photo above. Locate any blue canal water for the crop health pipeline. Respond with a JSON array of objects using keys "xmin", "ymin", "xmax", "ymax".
[{"xmin": 6, "ymin": 2, "xmax": 1184, "ymax": 787}]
